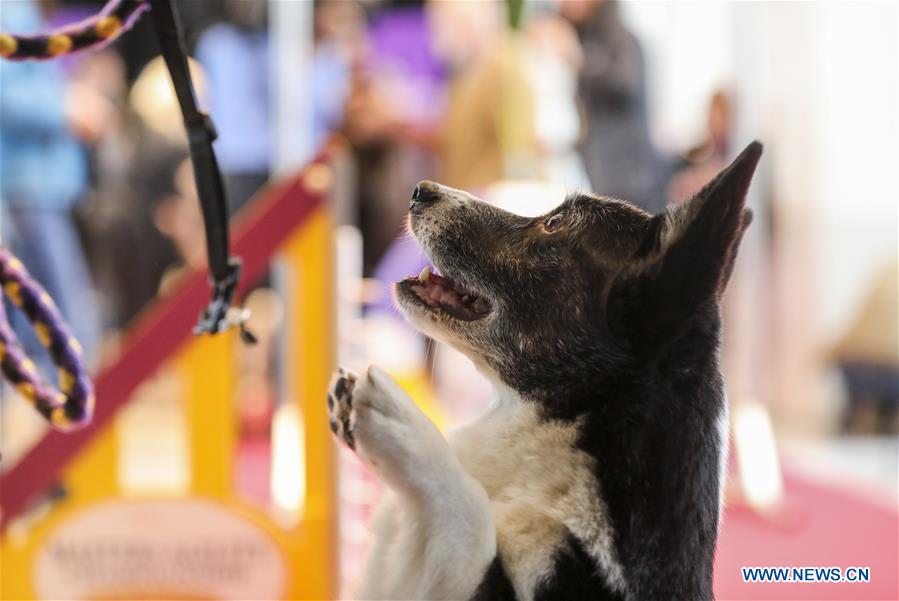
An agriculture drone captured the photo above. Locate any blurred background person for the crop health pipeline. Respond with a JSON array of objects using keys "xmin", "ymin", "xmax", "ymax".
[
  {"xmin": 195, "ymin": 0, "xmax": 271, "ymax": 215},
  {"xmin": 560, "ymin": 0, "xmax": 672, "ymax": 213},
  {"xmin": 68, "ymin": 48, "xmax": 181, "ymax": 342},
  {"xmin": 667, "ymin": 89, "xmax": 735, "ymax": 204},
  {"xmin": 341, "ymin": 0, "xmax": 441, "ymax": 276},
  {"xmin": 830, "ymin": 260, "xmax": 899, "ymax": 434},
  {"xmin": 152, "ymin": 158, "xmax": 208, "ymax": 294},
  {"xmin": 196, "ymin": 0, "xmax": 354, "ymax": 216},
  {"xmin": 0, "ymin": 0, "xmax": 102, "ymax": 374},
  {"xmin": 523, "ymin": 12, "xmax": 588, "ymax": 189},
  {"xmin": 429, "ymin": 0, "xmax": 531, "ymax": 191}
]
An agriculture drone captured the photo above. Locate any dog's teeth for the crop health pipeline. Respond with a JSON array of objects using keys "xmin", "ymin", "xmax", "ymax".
[
  {"xmin": 473, "ymin": 298, "xmax": 489, "ymax": 313},
  {"xmin": 419, "ymin": 266, "xmax": 430, "ymax": 282}
]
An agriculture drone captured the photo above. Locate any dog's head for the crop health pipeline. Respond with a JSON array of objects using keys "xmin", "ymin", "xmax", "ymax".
[{"xmin": 395, "ymin": 142, "xmax": 762, "ymax": 401}]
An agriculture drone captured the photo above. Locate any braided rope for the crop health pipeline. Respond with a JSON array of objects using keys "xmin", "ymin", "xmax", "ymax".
[
  {"xmin": 0, "ymin": 0, "xmax": 148, "ymax": 62},
  {"xmin": 0, "ymin": 248, "xmax": 94, "ymax": 431}
]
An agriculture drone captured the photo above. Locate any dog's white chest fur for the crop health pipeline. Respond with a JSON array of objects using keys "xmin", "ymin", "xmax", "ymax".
[
  {"xmin": 448, "ymin": 388, "xmax": 625, "ymax": 599},
  {"xmin": 345, "ymin": 372, "xmax": 624, "ymax": 600}
]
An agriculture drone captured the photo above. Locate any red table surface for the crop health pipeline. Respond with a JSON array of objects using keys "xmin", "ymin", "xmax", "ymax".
[{"xmin": 714, "ymin": 470, "xmax": 898, "ymax": 600}]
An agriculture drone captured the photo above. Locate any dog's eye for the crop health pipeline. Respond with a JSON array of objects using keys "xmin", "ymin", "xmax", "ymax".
[{"xmin": 543, "ymin": 212, "xmax": 566, "ymax": 232}]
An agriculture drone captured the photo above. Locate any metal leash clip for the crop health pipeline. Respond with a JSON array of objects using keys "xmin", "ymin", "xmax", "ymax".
[{"xmin": 194, "ymin": 258, "xmax": 257, "ymax": 344}]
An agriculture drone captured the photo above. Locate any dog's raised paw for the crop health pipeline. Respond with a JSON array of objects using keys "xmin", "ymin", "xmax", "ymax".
[{"xmin": 328, "ymin": 367, "xmax": 358, "ymax": 450}]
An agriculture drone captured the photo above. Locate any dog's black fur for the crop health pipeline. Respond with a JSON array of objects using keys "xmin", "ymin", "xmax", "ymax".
[{"xmin": 396, "ymin": 142, "xmax": 761, "ymax": 600}]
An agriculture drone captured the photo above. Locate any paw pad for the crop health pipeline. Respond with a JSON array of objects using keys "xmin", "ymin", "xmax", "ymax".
[{"xmin": 327, "ymin": 368, "xmax": 358, "ymax": 450}]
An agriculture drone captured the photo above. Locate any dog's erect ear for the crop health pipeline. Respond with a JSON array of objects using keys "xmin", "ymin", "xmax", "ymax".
[{"xmin": 613, "ymin": 141, "xmax": 762, "ymax": 354}]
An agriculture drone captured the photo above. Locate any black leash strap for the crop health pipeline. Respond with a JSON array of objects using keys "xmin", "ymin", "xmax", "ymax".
[{"xmin": 149, "ymin": 0, "xmax": 255, "ymax": 343}]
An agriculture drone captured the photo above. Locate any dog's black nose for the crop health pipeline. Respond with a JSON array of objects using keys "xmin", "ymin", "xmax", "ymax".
[{"xmin": 410, "ymin": 181, "xmax": 441, "ymax": 210}]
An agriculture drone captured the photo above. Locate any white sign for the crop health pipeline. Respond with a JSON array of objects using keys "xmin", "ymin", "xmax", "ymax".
[{"xmin": 34, "ymin": 498, "xmax": 287, "ymax": 600}]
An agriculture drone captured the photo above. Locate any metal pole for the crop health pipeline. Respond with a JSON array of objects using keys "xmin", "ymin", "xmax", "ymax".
[{"xmin": 270, "ymin": 0, "xmax": 315, "ymax": 175}]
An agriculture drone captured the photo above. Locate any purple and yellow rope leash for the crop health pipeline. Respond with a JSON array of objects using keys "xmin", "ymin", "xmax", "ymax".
[
  {"xmin": 0, "ymin": 0, "xmax": 147, "ymax": 61},
  {"xmin": 0, "ymin": 248, "xmax": 94, "ymax": 431}
]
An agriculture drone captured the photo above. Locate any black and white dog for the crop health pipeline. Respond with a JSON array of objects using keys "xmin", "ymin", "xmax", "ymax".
[{"xmin": 328, "ymin": 142, "xmax": 763, "ymax": 600}]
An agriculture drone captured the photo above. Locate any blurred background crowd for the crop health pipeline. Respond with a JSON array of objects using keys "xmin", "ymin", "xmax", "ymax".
[
  {"xmin": 3, "ymin": 0, "xmax": 895, "ymax": 425},
  {"xmin": 0, "ymin": 0, "xmax": 896, "ymax": 598}
]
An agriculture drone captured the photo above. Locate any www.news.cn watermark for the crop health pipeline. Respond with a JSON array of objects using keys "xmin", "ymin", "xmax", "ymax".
[{"xmin": 742, "ymin": 566, "xmax": 871, "ymax": 583}]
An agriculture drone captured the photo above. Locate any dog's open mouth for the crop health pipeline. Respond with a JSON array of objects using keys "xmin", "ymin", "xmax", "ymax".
[{"xmin": 401, "ymin": 266, "xmax": 491, "ymax": 321}]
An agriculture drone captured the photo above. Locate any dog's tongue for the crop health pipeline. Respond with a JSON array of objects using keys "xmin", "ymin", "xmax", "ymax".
[
  {"xmin": 413, "ymin": 265, "xmax": 489, "ymax": 318},
  {"xmin": 430, "ymin": 271, "xmax": 458, "ymax": 291},
  {"xmin": 421, "ymin": 266, "xmax": 468, "ymax": 295}
]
